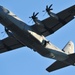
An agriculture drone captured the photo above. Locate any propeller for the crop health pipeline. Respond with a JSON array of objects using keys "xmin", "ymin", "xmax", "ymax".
[
  {"xmin": 29, "ymin": 12, "xmax": 39, "ymax": 19},
  {"xmin": 28, "ymin": 12, "xmax": 39, "ymax": 23},
  {"xmin": 43, "ymin": 4, "xmax": 53, "ymax": 16}
]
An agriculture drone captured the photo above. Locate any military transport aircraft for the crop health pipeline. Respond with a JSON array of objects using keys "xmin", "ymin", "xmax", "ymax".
[{"xmin": 0, "ymin": 4, "xmax": 75, "ymax": 72}]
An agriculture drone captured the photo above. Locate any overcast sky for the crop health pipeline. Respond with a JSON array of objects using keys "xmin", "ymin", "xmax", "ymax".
[{"xmin": 0, "ymin": 0, "xmax": 75, "ymax": 75}]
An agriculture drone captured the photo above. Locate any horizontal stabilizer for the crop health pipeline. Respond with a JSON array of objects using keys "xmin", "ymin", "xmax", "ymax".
[
  {"xmin": 46, "ymin": 61, "xmax": 69, "ymax": 72},
  {"xmin": 68, "ymin": 53, "xmax": 75, "ymax": 64}
]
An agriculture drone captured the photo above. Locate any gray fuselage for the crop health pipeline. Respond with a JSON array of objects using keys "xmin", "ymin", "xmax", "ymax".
[{"xmin": 0, "ymin": 6, "xmax": 68, "ymax": 61}]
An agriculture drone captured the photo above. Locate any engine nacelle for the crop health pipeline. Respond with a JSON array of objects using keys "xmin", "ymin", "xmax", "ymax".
[{"xmin": 48, "ymin": 12, "xmax": 59, "ymax": 20}]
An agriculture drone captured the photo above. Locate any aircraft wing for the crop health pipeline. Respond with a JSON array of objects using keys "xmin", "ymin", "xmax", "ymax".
[
  {"xmin": 31, "ymin": 5, "xmax": 75, "ymax": 37},
  {"xmin": 46, "ymin": 60, "xmax": 69, "ymax": 72},
  {"xmin": 0, "ymin": 37, "xmax": 24, "ymax": 53}
]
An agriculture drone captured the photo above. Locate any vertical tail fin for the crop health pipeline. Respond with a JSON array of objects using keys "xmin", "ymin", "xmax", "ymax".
[{"xmin": 63, "ymin": 41, "xmax": 74, "ymax": 54}]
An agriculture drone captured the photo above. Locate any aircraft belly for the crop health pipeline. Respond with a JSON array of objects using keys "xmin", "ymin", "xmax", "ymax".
[
  {"xmin": 7, "ymin": 24, "xmax": 50, "ymax": 56},
  {"xmin": 0, "ymin": 6, "xmax": 70, "ymax": 60},
  {"xmin": 0, "ymin": 15, "xmax": 49, "ymax": 56},
  {"xmin": 0, "ymin": 15, "xmax": 69, "ymax": 59},
  {"xmin": 45, "ymin": 49, "xmax": 68, "ymax": 61}
]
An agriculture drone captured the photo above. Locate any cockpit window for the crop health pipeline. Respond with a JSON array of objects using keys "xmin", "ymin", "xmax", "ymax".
[
  {"xmin": 1, "ymin": 6, "xmax": 10, "ymax": 13},
  {"xmin": 5, "ymin": 10, "xmax": 9, "ymax": 13}
]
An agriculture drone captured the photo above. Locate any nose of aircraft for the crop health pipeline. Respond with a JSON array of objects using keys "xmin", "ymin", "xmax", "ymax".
[
  {"xmin": 0, "ymin": 6, "xmax": 5, "ymax": 12},
  {"xmin": 0, "ymin": 6, "xmax": 9, "ymax": 14}
]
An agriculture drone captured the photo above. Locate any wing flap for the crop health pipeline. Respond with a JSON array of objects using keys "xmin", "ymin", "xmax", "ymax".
[
  {"xmin": 46, "ymin": 61, "xmax": 69, "ymax": 72},
  {"xmin": 0, "ymin": 37, "xmax": 24, "ymax": 53}
]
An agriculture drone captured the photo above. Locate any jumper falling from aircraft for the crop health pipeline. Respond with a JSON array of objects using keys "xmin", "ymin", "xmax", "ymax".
[{"xmin": 0, "ymin": 5, "xmax": 75, "ymax": 72}]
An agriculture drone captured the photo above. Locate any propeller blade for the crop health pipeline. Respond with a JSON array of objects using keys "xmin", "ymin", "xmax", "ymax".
[
  {"xmin": 49, "ymin": 4, "xmax": 53, "ymax": 8},
  {"xmin": 1, "ymin": 31, "xmax": 6, "ymax": 37},
  {"xmin": 28, "ymin": 19, "xmax": 32, "ymax": 23},
  {"xmin": 33, "ymin": 12, "xmax": 35, "ymax": 16},
  {"xmin": 42, "ymin": 10, "xmax": 45, "ymax": 12},
  {"xmin": 35, "ymin": 12, "xmax": 39, "ymax": 16},
  {"xmin": 29, "ymin": 16, "xmax": 32, "ymax": 18},
  {"xmin": 46, "ymin": 5, "xmax": 48, "ymax": 9},
  {"xmin": 43, "ymin": 11, "xmax": 46, "ymax": 16},
  {"xmin": 1, "ymin": 31, "xmax": 4, "ymax": 34},
  {"xmin": 50, "ymin": 8, "xmax": 53, "ymax": 10}
]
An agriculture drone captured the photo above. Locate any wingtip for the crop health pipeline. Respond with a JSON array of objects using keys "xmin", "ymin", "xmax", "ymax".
[{"xmin": 46, "ymin": 66, "xmax": 52, "ymax": 72}]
